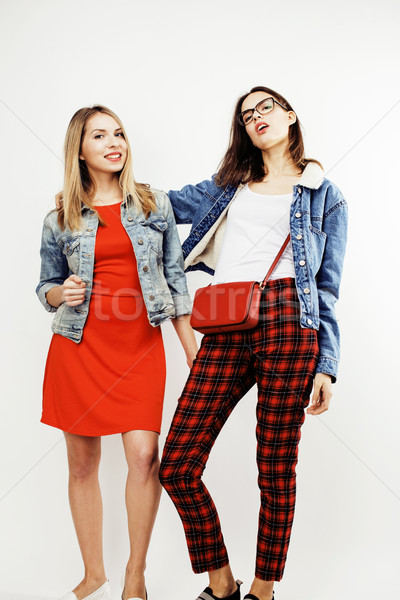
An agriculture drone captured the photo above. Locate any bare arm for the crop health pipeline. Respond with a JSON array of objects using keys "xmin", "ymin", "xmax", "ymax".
[{"xmin": 171, "ymin": 314, "xmax": 198, "ymax": 369}]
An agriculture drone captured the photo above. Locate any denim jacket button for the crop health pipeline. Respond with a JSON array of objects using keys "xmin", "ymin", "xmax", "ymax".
[
  {"xmin": 138, "ymin": 239, "xmax": 144, "ymax": 245},
  {"xmin": 299, "ymin": 260, "xmax": 306, "ymax": 266},
  {"xmin": 149, "ymin": 294, "xmax": 155, "ymax": 301},
  {"xmin": 296, "ymin": 234, "xmax": 302, "ymax": 240},
  {"xmin": 127, "ymin": 216, "xmax": 133, "ymax": 222},
  {"xmin": 295, "ymin": 212, "xmax": 301, "ymax": 218},
  {"xmin": 304, "ymin": 287, "xmax": 310, "ymax": 294},
  {"xmin": 297, "ymin": 187, "xmax": 302, "ymax": 194},
  {"xmin": 143, "ymin": 265, "xmax": 149, "ymax": 272},
  {"xmin": 307, "ymin": 318, "xmax": 313, "ymax": 325}
]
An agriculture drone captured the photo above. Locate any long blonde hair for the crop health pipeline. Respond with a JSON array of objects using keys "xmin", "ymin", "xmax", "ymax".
[{"xmin": 58, "ymin": 105, "xmax": 156, "ymax": 231}]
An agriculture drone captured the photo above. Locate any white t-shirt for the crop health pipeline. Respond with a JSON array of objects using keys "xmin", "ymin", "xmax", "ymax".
[{"xmin": 213, "ymin": 184, "xmax": 295, "ymax": 283}]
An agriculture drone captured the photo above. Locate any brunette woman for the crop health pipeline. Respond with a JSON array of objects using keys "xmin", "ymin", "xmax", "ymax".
[
  {"xmin": 37, "ymin": 105, "xmax": 197, "ymax": 600},
  {"xmin": 159, "ymin": 87, "xmax": 348, "ymax": 600}
]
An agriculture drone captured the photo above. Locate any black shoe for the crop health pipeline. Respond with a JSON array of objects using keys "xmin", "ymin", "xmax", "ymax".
[
  {"xmin": 197, "ymin": 579, "xmax": 243, "ymax": 600},
  {"xmin": 243, "ymin": 592, "xmax": 274, "ymax": 600}
]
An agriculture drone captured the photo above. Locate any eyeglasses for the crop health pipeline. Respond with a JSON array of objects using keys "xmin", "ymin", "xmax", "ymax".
[{"xmin": 237, "ymin": 96, "xmax": 289, "ymax": 126}]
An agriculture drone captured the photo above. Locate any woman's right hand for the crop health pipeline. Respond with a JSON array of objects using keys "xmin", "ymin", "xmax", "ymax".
[{"xmin": 62, "ymin": 274, "xmax": 86, "ymax": 306}]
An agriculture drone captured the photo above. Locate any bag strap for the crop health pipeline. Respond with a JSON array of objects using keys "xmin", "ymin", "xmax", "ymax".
[{"xmin": 259, "ymin": 234, "xmax": 291, "ymax": 290}]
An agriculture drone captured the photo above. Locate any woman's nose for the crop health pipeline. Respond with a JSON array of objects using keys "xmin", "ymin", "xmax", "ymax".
[{"xmin": 107, "ymin": 137, "xmax": 120, "ymax": 148}]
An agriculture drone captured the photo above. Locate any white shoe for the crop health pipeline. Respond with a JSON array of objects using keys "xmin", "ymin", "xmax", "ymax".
[
  {"xmin": 121, "ymin": 572, "xmax": 147, "ymax": 600},
  {"xmin": 59, "ymin": 580, "xmax": 111, "ymax": 600}
]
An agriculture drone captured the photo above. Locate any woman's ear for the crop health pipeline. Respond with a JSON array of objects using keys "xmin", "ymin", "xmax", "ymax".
[{"xmin": 288, "ymin": 111, "xmax": 297, "ymax": 126}]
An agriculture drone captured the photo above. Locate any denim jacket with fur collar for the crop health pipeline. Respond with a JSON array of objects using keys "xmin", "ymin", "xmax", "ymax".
[{"xmin": 168, "ymin": 163, "xmax": 348, "ymax": 382}]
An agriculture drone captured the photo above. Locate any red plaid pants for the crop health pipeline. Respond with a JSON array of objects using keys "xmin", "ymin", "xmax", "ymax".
[{"xmin": 159, "ymin": 278, "xmax": 319, "ymax": 581}]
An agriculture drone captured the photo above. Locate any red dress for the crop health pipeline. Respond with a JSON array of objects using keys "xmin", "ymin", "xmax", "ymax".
[{"xmin": 41, "ymin": 202, "xmax": 166, "ymax": 436}]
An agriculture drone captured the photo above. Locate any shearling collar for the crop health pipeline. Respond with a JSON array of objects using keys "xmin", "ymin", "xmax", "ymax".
[{"xmin": 298, "ymin": 162, "xmax": 325, "ymax": 189}]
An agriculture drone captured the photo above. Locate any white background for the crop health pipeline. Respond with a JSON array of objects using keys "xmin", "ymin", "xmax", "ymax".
[{"xmin": 0, "ymin": 1, "xmax": 399, "ymax": 599}]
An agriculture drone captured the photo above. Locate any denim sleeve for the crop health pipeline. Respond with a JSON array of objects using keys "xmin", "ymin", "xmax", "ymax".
[
  {"xmin": 36, "ymin": 215, "xmax": 69, "ymax": 313},
  {"xmin": 167, "ymin": 178, "xmax": 215, "ymax": 224},
  {"xmin": 161, "ymin": 193, "xmax": 192, "ymax": 316},
  {"xmin": 315, "ymin": 194, "xmax": 348, "ymax": 382}
]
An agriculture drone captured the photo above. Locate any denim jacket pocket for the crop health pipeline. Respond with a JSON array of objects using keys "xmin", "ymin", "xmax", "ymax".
[
  {"xmin": 62, "ymin": 237, "xmax": 81, "ymax": 272},
  {"xmin": 145, "ymin": 219, "xmax": 168, "ymax": 232},
  {"xmin": 63, "ymin": 237, "xmax": 80, "ymax": 254},
  {"xmin": 309, "ymin": 225, "xmax": 327, "ymax": 270},
  {"xmin": 141, "ymin": 218, "xmax": 168, "ymax": 256}
]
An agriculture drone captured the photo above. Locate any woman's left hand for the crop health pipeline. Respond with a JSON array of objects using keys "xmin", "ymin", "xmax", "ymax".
[{"xmin": 306, "ymin": 373, "xmax": 333, "ymax": 415}]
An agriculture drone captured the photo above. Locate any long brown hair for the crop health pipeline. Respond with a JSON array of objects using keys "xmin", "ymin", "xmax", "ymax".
[
  {"xmin": 58, "ymin": 105, "xmax": 156, "ymax": 231},
  {"xmin": 215, "ymin": 86, "xmax": 322, "ymax": 188}
]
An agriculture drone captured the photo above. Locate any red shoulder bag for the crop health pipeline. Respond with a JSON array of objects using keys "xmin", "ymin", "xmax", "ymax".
[{"xmin": 190, "ymin": 234, "xmax": 291, "ymax": 335}]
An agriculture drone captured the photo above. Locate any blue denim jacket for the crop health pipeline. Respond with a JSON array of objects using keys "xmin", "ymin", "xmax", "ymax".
[
  {"xmin": 168, "ymin": 163, "xmax": 348, "ymax": 382},
  {"xmin": 36, "ymin": 189, "xmax": 192, "ymax": 342}
]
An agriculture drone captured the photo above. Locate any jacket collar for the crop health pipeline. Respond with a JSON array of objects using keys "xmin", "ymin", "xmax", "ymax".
[{"xmin": 298, "ymin": 162, "xmax": 325, "ymax": 189}]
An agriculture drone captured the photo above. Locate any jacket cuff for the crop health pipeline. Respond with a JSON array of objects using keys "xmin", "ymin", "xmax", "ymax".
[
  {"xmin": 315, "ymin": 355, "xmax": 338, "ymax": 383},
  {"xmin": 172, "ymin": 293, "xmax": 192, "ymax": 317},
  {"xmin": 36, "ymin": 283, "xmax": 59, "ymax": 313}
]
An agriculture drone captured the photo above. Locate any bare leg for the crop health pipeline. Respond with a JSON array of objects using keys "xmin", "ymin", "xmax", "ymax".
[
  {"xmin": 121, "ymin": 430, "xmax": 161, "ymax": 600},
  {"xmin": 248, "ymin": 577, "xmax": 274, "ymax": 600},
  {"xmin": 208, "ymin": 565, "xmax": 238, "ymax": 597},
  {"xmin": 64, "ymin": 432, "xmax": 107, "ymax": 600}
]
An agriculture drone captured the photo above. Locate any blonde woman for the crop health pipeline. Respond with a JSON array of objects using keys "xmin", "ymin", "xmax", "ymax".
[{"xmin": 37, "ymin": 105, "xmax": 197, "ymax": 600}]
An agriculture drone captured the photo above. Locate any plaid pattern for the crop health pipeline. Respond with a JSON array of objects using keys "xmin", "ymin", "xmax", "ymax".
[{"xmin": 160, "ymin": 278, "xmax": 319, "ymax": 581}]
